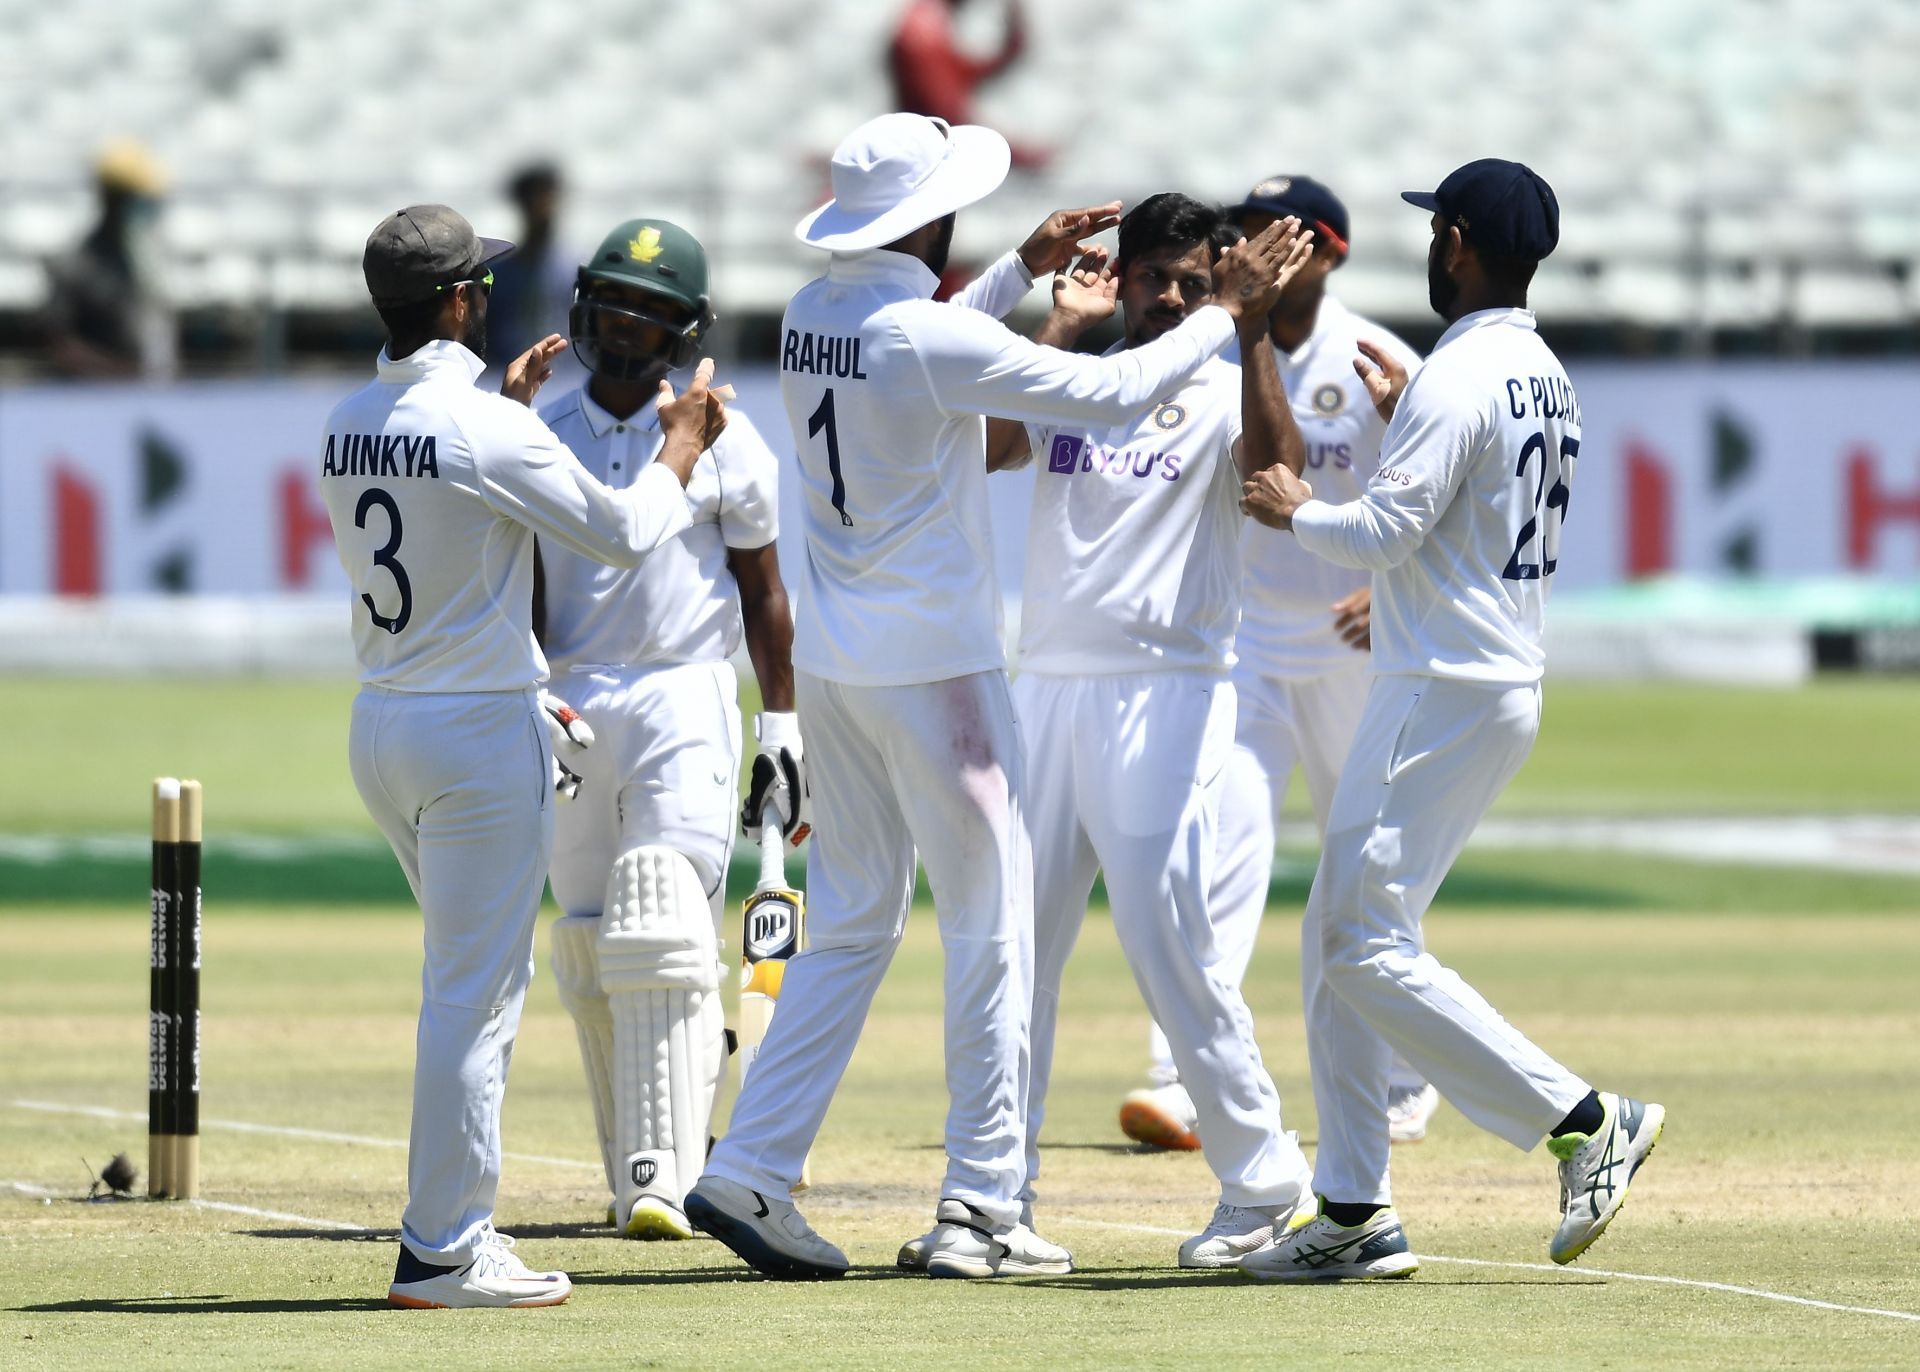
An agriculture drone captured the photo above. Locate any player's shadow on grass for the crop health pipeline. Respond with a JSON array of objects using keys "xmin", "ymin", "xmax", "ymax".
[
  {"xmin": 570, "ymin": 1266, "xmax": 920, "ymax": 1286},
  {"xmin": 16, "ymin": 1296, "xmax": 392, "ymax": 1314},
  {"xmin": 1011, "ymin": 1272, "xmax": 1606, "ymax": 1291}
]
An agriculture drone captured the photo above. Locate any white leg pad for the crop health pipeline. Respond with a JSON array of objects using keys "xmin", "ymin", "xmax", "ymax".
[
  {"xmin": 599, "ymin": 847, "xmax": 724, "ymax": 1218},
  {"xmin": 549, "ymin": 914, "xmax": 618, "ymax": 1199}
]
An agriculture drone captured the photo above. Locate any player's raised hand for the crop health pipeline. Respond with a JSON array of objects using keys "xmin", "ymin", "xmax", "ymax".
[
  {"xmin": 1353, "ymin": 340, "xmax": 1411, "ymax": 423},
  {"xmin": 1018, "ymin": 201, "xmax": 1124, "ymax": 276},
  {"xmin": 1240, "ymin": 463, "xmax": 1314, "ymax": 530},
  {"xmin": 1213, "ymin": 217, "xmax": 1313, "ymax": 323},
  {"xmin": 1331, "ymin": 587, "xmax": 1372, "ymax": 650},
  {"xmin": 658, "ymin": 357, "xmax": 730, "ymax": 450},
  {"xmin": 501, "ymin": 334, "xmax": 569, "ymax": 407},
  {"xmin": 1048, "ymin": 246, "xmax": 1118, "ymax": 331}
]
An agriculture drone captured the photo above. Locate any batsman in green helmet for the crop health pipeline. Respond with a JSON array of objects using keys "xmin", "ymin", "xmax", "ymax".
[
  {"xmin": 569, "ymin": 218, "xmax": 717, "ymax": 381},
  {"xmin": 533, "ymin": 216, "xmax": 804, "ymax": 1241}
]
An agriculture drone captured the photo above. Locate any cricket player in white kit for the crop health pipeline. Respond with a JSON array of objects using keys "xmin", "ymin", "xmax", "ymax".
[
  {"xmin": 689, "ymin": 114, "xmax": 1306, "ymax": 1280},
  {"xmin": 968, "ymin": 193, "xmax": 1319, "ymax": 1269},
  {"xmin": 1123, "ymin": 176, "xmax": 1439, "ymax": 1154},
  {"xmin": 322, "ymin": 205, "xmax": 727, "ymax": 1308},
  {"xmin": 1236, "ymin": 161, "xmax": 1665, "ymax": 1281},
  {"xmin": 534, "ymin": 217, "xmax": 799, "ymax": 1242}
]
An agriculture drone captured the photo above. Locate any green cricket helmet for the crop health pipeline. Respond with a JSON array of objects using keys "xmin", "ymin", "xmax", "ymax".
[{"xmin": 569, "ymin": 217, "xmax": 716, "ymax": 381}]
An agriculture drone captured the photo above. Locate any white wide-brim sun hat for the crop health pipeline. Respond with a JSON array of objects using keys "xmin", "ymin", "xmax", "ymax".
[{"xmin": 796, "ymin": 113, "xmax": 1012, "ymax": 252}]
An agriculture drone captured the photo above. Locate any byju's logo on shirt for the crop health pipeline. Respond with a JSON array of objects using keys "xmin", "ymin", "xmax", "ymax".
[{"xmin": 1047, "ymin": 433, "xmax": 1186, "ymax": 482}]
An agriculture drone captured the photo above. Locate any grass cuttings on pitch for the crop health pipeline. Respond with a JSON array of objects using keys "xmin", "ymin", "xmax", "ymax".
[
  {"xmin": 0, "ymin": 675, "xmax": 1913, "ymax": 836},
  {"xmin": 3, "ymin": 900, "xmax": 1918, "ymax": 1370}
]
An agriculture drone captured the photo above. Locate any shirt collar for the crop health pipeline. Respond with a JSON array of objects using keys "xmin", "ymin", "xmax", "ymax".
[
  {"xmin": 1433, "ymin": 306, "xmax": 1537, "ymax": 352},
  {"xmin": 574, "ymin": 385, "xmax": 660, "ymax": 441},
  {"xmin": 1272, "ymin": 293, "xmax": 1349, "ymax": 369},
  {"xmin": 824, "ymin": 248, "xmax": 942, "ymax": 298},
  {"xmin": 375, "ymin": 337, "xmax": 486, "ymax": 384}
]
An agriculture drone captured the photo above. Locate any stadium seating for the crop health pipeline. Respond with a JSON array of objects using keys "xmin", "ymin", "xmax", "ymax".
[{"xmin": 1, "ymin": 0, "xmax": 1916, "ymax": 325}]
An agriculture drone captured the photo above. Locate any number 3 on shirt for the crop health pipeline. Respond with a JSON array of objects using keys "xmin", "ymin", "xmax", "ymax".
[
  {"xmin": 355, "ymin": 487, "xmax": 412, "ymax": 634},
  {"xmin": 808, "ymin": 388, "xmax": 854, "ymax": 527},
  {"xmin": 1504, "ymin": 431, "xmax": 1577, "ymax": 581}
]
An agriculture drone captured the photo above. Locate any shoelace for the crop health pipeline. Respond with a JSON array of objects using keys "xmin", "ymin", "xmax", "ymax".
[{"xmin": 1208, "ymin": 1201, "xmax": 1262, "ymax": 1233}]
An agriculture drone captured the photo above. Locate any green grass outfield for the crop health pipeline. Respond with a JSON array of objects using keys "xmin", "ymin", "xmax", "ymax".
[
  {"xmin": 3, "ymin": 675, "xmax": 1916, "ymax": 838},
  {"xmin": 3, "ymin": 880, "xmax": 1918, "ymax": 1369}
]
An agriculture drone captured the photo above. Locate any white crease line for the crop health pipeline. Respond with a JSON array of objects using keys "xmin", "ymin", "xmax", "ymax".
[
  {"xmin": 1049, "ymin": 1215, "xmax": 1920, "ymax": 1324},
  {"xmin": 18, "ymin": 1100, "xmax": 1919, "ymax": 1324},
  {"xmin": 7, "ymin": 1178, "xmax": 368, "ymax": 1233},
  {"xmin": 11, "ymin": 1099, "xmax": 599, "ymax": 1171}
]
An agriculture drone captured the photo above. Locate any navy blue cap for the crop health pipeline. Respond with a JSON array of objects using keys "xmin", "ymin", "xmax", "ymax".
[
  {"xmin": 1402, "ymin": 159, "xmax": 1558, "ymax": 260},
  {"xmin": 1231, "ymin": 174, "xmax": 1349, "ymax": 254}
]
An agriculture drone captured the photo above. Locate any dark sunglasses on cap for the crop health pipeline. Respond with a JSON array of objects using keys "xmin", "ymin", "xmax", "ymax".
[{"xmin": 436, "ymin": 266, "xmax": 494, "ymax": 297}]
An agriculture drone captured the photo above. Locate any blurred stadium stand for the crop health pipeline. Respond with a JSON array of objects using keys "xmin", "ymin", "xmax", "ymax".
[{"xmin": 1, "ymin": 0, "xmax": 1918, "ymax": 372}]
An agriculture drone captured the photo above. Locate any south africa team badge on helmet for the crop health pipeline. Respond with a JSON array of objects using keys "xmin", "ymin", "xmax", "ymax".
[{"xmin": 570, "ymin": 218, "xmax": 717, "ymax": 381}]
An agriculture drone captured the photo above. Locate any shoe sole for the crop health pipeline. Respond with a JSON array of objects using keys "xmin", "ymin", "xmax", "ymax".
[
  {"xmin": 387, "ymin": 1286, "xmax": 571, "ymax": 1309},
  {"xmin": 1179, "ymin": 1247, "xmax": 1266, "ymax": 1270},
  {"xmin": 684, "ymin": 1191, "xmax": 846, "ymax": 1281},
  {"xmin": 1119, "ymin": 1100, "xmax": 1202, "ymax": 1152},
  {"xmin": 1240, "ymin": 1253, "xmax": 1420, "ymax": 1283},
  {"xmin": 624, "ymin": 1201, "xmax": 694, "ymax": 1242},
  {"xmin": 925, "ymin": 1255, "xmax": 1074, "ymax": 1278},
  {"xmin": 1551, "ymin": 1106, "xmax": 1665, "ymax": 1266}
]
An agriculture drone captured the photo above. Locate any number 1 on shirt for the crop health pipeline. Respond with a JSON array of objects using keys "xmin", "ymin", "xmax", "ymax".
[{"xmin": 807, "ymin": 388, "xmax": 854, "ymax": 527}]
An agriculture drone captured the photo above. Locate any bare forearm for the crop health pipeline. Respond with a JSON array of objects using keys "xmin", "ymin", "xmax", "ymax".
[
  {"xmin": 742, "ymin": 593, "xmax": 795, "ymax": 711},
  {"xmin": 985, "ymin": 417, "xmax": 1032, "ymax": 471},
  {"xmin": 655, "ymin": 432, "xmax": 702, "ymax": 487},
  {"xmin": 1236, "ymin": 324, "xmax": 1304, "ymax": 481}
]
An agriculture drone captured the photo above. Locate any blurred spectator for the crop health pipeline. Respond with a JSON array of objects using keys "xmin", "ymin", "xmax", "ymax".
[
  {"xmin": 488, "ymin": 161, "xmax": 578, "ymax": 368},
  {"xmin": 889, "ymin": 0, "xmax": 1049, "ymax": 168},
  {"xmin": 44, "ymin": 138, "xmax": 177, "ymax": 379}
]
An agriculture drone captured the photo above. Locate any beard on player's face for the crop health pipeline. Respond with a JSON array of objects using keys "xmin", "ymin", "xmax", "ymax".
[
  {"xmin": 926, "ymin": 214, "xmax": 956, "ymax": 277},
  {"xmin": 461, "ymin": 289, "xmax": 489, "ymax": 359},
  {"xmin": 1427, "ymin": 230, "xmax": 1461, "ymax": 320}
]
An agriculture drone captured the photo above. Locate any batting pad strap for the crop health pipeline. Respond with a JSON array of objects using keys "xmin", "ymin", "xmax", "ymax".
[
  {"xmin": 597, "ymin": 847, "xmax": 721, "ymax": 994},
  {"xmin": 549, "ymin": 915, "xmax": 609, "ymax": 1018}
]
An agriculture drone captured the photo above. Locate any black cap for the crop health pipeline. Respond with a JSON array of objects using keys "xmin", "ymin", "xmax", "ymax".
[
  {"xmin": 363, "ymin": 204, "xmax": 515, "ymax": 309},
  {"xmin": 1231, "ymin": 174, "xmax": 1350, "ymax": 254},
  {"xmin": 1402, "ymin": 159, "xmax": 1558, "ymax": 260}
]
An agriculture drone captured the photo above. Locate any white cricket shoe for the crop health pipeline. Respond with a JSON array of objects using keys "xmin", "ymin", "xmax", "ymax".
[
  {"xmin": 1119, "ymin": 1082, "xmax": 1202, "ymax": 1152},
  {"xmin": 898, "ymin": 1200, "xmax": 1047, "ymax": 1271},
  {"xmin": 684, "ymin": 1175, "xmax": 848, "ymax": 1280},
  {"xmin": 1178, "ymin": 1185, "xmax": 1313, "ymax": 1269},
  {"xmin": 1387, "ymin": 1082, "xmax": 1441, "ymax": 1143},
  {"xmin": 896, "ymin": 1199, "xmax": 1072, "ymax": 1278},
  {"xmin": 622, "ymin": 1193, "xmax": 694, "ymax": 1241},
  {"xmin": 1239, "ymin": 1205, "xmax": 1419, "ymax": 1283},
  {"xmin": 1548, "ymin": 1093, "xmax": 1665, "ymax": 1265},
  {"xmin": 387, "ymin": 1231, "xmax": 572, "ymax": 1308}
]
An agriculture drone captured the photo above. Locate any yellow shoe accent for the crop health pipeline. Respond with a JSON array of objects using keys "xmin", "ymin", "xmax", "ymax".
[{"xmin": 624, "ymin": 1196, "xmax": 695, "ymax": 1241}]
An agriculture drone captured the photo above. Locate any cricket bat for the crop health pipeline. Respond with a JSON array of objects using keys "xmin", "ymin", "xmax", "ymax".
[{"xmin": 739, "ymin": 796, "xmax": 811, "ymax": 1191}]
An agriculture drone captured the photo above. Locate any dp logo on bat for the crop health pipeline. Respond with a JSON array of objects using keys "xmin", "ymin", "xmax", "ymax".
[{"xmin": 745, "ymin": 896, "xmax": 798, "ymax": 961}]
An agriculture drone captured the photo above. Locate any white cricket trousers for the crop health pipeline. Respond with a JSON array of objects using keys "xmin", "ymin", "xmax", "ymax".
[
  {"xmin": 1020, "ymin": 670, "xmax": 1311, "ymax": 1211},
  {"xmin": 1307, "ymin": 674, "xmax": 1589, "ymax": 1204},
  {"xmin": 705, "ymin": 669, "xmax": 1034, "ymax": 1227},
  {"xmin": 349, "ymin": 685, "xmax": 553, "ymax": 1264},
  {"xmin": 1148, "ymin": 660, "xmax": 1370, "ymax": 1085},
  {"xmin": 547, "ymin": 660, "xmax": 742, "ymax": 925}
]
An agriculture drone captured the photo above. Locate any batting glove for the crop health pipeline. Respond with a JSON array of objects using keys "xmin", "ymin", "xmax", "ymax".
[
  {"xmin": 537, "ymin": 688, "xmax": 596, "ymax": 801},
  {"xmin": 742, "ymin": 711, "xmax": 810, "ymax": 844}
]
